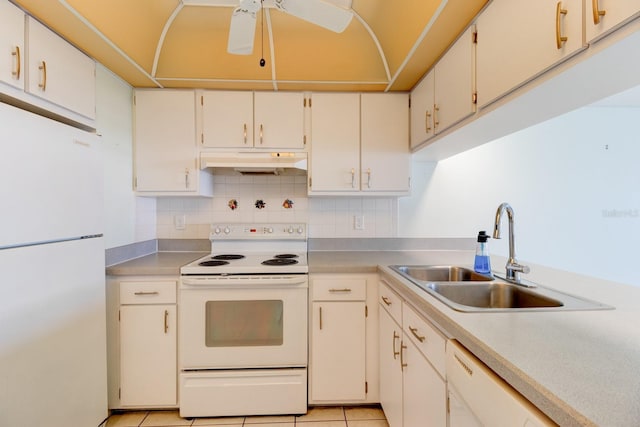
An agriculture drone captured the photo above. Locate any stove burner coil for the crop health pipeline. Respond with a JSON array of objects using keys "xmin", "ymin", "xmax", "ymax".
[
  {"xmin": 274, "ymin": 254, "xmax": 299, "ymax": 259},
  {"xmin": 211, "ymin": 254, "xmax": 245, "ymax": 260},
  {"xmin": 198, "ymin": 260, "xmax": 230, "ymax": 267},
  {"xmin": 262, "ymin": 258, "xmax": 299, "ymax": 266}
]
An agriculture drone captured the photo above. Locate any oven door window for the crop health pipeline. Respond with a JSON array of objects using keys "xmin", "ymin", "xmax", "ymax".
[{"xmin": 205, "ymin": 300, "xmax": 283, "ymax": 347}]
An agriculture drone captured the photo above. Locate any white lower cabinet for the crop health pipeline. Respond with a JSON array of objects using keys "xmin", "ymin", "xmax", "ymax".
[
  {"xmin": 378, "ymin": 301, "xmax": 403, "ymax": 427},
  {"xmin": 107, "ymin": 279, "xmax": 178, "ymax": 409},
  {"xmin": 446, "ymin": 340, "xmax": 554, "ymax": 427},
  {"xmin": 309, "ymin": 274, "xmax": 379, "ymax": 404},
  {"xmin": 378, "ymin": 280, "xmax": 446, "ymax": 427}
]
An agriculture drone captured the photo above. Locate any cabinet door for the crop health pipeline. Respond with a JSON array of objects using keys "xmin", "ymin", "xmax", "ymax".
[
  {"xmin": 201, "ymin": 90, "xmax": 253, "ymax": 148},
  {"xmin": 120, "ymin": 305, "xmax": 177, "ymax": 406},
  {"xmin": 134, "ymin": 90, "xmax": 197, "ymax": 192},
  {"xmin": 586, "ymin": 0, "xmax": 640, "ymax": 43},
  {"xmin": 254, "ymin": 91, "xmax": 305, "ymax": 149},
  {"xmin": 0, "ymin": 0, "xmax": 24, "ymax": 90},
  {"xmin": 378, "ymin": 306, "xmax": 403, "ymax": 427},
  {"xmin": 310, "ymin": 301, "xmax": 366, "ymax": 401},
  {"xmin": 26, "ymin": 17, "xmax": 96, "ymax": 119},
  {"xmin": 361, "ymin": 93, "xmax": 410, "ymax": 194},
  {"xmin": 402, "ymin": 337, "xmax": 447, "ymax": 427},
  {"xmin": 309, "ymin": 93, "xmax": 360, "ymax": 193},
  {"xmin": 476, "ymin": 0, "xmax": 583, "ymax": 107},
  {"xmin": 410, "ymin": 69, "xmax": 435, "ymax": 148},
  {"xmin": 434, "ymin": 25, "xmax": 476, "ymax": 134}
]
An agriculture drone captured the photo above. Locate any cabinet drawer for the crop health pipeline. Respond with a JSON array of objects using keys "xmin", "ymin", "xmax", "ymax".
[
  {"xmin": 403, "ymin": 303, "xmax": 446, "ymax": 378},
  {"xmin": 378, "ymin": 280, "xmax": 402, "ymax": 323},
  {"xmin": 312, "ymin": 278, "xmax": 366, "ymax": 301},
  {"xmin": 120, "ymin": 281, "xmax": 177, "ymax": 304},
  {"xmin": 446, "ymin": 340, "xmax": 554, "ymax": 426}
]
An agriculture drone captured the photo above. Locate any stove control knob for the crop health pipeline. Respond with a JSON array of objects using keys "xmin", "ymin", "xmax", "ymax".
[
  {"xmin": 224, "ymin": 226, "xmax": 231, "ymax": 235},
  {"xmin": 297, "ymin": 226, "xmax": 304, "ymax": 234},
  {"xmin": 287, "ymin": 226, "xmax": 294, "ymax": 234},
  {"xmin": 213, "ymin": 226, "xmax": 222, "ymax": 235},
  {"xmin": 266, "ymin": 227, "xmax": 274, "ymax": 234}
]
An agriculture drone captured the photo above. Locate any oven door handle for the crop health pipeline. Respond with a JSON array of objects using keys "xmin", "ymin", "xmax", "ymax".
[{"xmin": 181, "ymin": 276, "xmax": 308, "ymax": 287}]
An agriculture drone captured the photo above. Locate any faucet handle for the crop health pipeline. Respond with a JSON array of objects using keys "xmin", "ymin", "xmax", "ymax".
[{"xmin": 507, "ymin": 262, "xmax": 530, "ymax": 275}]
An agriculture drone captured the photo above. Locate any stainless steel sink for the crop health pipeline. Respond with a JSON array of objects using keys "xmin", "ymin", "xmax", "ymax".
[
  {"xmin": 390, "ymin": 265, "xmax": 493, "ymax": 282},
  {"xmin": 389, "ymin": 265, "xmax": 612, "ymax": 312},
  {"xmin": 425, "ymin": 282, "xmax": 562, "ymax": 310}
]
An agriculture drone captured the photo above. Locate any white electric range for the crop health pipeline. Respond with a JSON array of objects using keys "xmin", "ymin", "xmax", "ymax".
[{"xmin": 179, "ymin": 223, "xmax": 309, "ymax": 418}]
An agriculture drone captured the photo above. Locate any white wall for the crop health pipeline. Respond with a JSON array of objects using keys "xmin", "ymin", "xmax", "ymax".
[
  {"xmin": 96, "ymin": 65, "xmax": 156, "ymax": 248},
  {"xmin": 400, "ymin": 105, "xmax": 640, "ymax": 286}
]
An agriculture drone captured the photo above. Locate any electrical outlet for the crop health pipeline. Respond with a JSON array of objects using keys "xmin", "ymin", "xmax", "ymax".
[
  {"xmin": 354, "ymin": 215, "xmax": 364, "ymax": 230},
  {"xmin": 174, "ymin": 214, "xmax": 186, "ymax": 230}
]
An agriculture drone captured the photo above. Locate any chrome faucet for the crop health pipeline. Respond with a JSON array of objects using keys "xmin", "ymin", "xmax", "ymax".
[{"xmin": 493, "ymin": 203, "xmax": 530, "ymax": 284}]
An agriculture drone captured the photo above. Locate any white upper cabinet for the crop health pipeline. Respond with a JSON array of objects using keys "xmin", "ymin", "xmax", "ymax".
[
  {"xmin": 434, "ymin": 25, "xmax": 476, "ymax": 135},
  {"xmin": 309, "ymin": 92, "xmax": 361, "ymax": 192},
  {"xmin": 476, "ymin": 0, "xmax": 584, "ymax": 107},
  {"xmin": 201, "ymin": 91, "xmax": 253, "ymax": 148},
  {"xmin": 410, "ymin": 69, "xmax": 435, "ymax": 148},
  {"xmin": 360, "ymin": 93, "xmax": 410, "ymax": 194},
  {"xmin": 410, "ymin": 26, "xmax": 476, "ymax": 149},
  {"xmin": 254, "ymin": 91, "xmax": 306, "ymax": 149},
  {"xmin": 586, "ymin": 0, "xmax": 640, "ymax": 43},
  {"xmin": 26, "ymin": 17, "xmax": 96, "ymax": 120},
  {"xmin": 134, "ymin": 89, "xmax": 212, "ymax": 196},
  {"xmin": 309, "ymin": 93, "xmax": 410, "ymax": 196},
  {"xmin": 201, "ymin": 91, "xmax": 305, "ymax": 149},
  {"xmin": 0, "ymin": 0, "xmax": 24, "ymax": 91}
]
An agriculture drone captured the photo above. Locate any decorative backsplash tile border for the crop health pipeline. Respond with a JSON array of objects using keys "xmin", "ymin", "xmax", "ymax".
[{"xmin": 156, "ymin": 174, "xmax": 398, "ymax": 239}]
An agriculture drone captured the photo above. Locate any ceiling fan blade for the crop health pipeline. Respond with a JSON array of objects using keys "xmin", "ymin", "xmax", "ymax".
[
  {"xmin": 273, "ymin": 0, "xmax": 353, "ymax": 33},
  {"xmin": 227, "ymin": 2, "xmax": 259, "ymax": 55}
]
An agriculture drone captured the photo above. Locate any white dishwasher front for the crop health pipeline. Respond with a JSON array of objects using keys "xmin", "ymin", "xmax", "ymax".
[{"xmin": 446, "ymin": 340, "xmax": 556, "ymax": 427}]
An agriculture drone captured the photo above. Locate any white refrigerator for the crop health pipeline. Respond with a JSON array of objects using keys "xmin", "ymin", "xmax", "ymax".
[{"xmin": 0, "ymin": 102, "xmax": 108, "ymax": 426}]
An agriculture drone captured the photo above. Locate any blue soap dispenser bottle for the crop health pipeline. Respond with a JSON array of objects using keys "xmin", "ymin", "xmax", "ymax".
[{"xmin": 474, "ymin": 231, "xmax": 492, "ymax": 275}]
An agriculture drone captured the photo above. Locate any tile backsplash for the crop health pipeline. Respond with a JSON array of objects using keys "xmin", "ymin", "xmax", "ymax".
[{"xmin": 156, "ymin": 174, "xmax": 398, "ymax": 239}]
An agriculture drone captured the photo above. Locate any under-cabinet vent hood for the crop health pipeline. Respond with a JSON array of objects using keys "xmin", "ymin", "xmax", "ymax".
[{"xmin": 200, "ymin": 152, "xmax": 307, "ymax": 175}]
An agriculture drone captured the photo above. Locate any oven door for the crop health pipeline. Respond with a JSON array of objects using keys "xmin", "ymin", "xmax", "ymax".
[{"xmin": 179, "ymin": 275, "xmax": 308, "ymax": 369}]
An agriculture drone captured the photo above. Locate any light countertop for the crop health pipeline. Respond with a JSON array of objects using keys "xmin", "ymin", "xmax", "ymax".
[
  {"xmin": 106, "ymin": 248, "xmax": 640, "ymax": 426},
  {"xmin": 312, "ymin": 250, "xmax": 640, "ymax": 427}
]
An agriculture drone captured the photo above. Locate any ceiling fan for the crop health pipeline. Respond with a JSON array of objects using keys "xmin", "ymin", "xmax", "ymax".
[{"xmin": 183, "ymin": 0, "xmax": 353, "ymax": 55}]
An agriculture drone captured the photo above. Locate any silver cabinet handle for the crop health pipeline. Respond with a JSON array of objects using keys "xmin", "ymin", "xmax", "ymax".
[
  {"xmin": 329, "ymin": 288, "xmax": 352, "ymax": 293},
  {"xmin": 366, "ymin": 168, "xmax": 371, "ymax": 188},
  {"xmin": 164, "ymin": 310, "xmax": 169, "ymax": 334},
  {"xmin": 351, "ymin": 168, "xmax": 356, "ymax": 188},
  {"xmin": 38, "ymin": 60, "xmax": 47, "ymax": 91},
  {"xmin": 185, "ymin": 168, "xmax": 190, "ymax": 189},
  {"xmin": 408, "ymin": 326, "xmax": 425, "ymax": 343},
  {"xmin": 134, "ymin": 291, "xmax": 159, "ymax": 296},
  {"xmin": 12, "ymin": 46, "xmax": 21, "ymax": 80}
]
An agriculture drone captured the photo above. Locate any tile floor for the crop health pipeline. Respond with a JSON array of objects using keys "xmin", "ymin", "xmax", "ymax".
[{"xmin": 104, "ymin": 406, "xmax": 388, "ymax": 427}]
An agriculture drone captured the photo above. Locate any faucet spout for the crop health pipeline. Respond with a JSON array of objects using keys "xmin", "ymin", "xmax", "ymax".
[{"xmin": 493, "ymin": 203, "xmax": 530, "ymax": 283}]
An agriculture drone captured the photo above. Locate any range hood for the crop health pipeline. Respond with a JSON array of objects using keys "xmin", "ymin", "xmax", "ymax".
[{"xmin": 200, "ymin": 152, "xmax": 307, "ymax": 175}]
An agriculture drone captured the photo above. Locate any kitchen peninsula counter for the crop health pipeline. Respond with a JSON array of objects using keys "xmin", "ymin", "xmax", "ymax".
[{"xmin": 311, "ymin": 249, "xmax": 640, "ymax": 427}]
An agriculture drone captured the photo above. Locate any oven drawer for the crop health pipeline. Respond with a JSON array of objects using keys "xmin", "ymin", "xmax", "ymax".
[
  {"xmin": 312, "ymin": 278, "xmax": 366, "ymax": 301},
  {"xmin": 179, "ymin": 368, "xmax": 307, "ymax": 417},
  {"xmin": 120, "ymin": 281, "xmax": 176, "ymax": 304}
]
